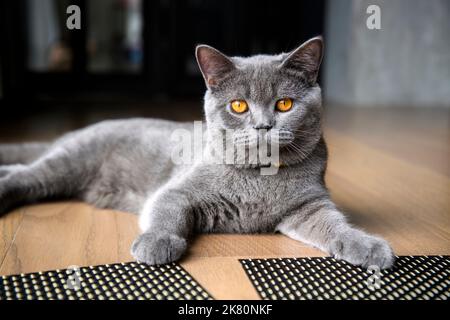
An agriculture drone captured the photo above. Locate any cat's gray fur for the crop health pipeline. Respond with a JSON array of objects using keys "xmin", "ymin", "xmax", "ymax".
[{"xmin": 0, "ymin": 37, "xmax": 394, "ymax": 268}]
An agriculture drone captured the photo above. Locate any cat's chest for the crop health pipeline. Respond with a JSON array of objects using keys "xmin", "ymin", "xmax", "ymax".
[
  {"xmin": 220, "ymin": 167, "xmax": 301, "ymax": 203},
  {"xmin": 195, "ymin": 169, "xmax": 302, "ymax": 233}
]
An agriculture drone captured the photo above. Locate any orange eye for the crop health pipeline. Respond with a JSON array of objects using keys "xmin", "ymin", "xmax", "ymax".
[
  {"xmin": 276, "ymin": 98, "xmax": 293, "ymax": 112},
  {"xmin": 230, "ymin": 100, "xmax": 248, "ymax": 114}
]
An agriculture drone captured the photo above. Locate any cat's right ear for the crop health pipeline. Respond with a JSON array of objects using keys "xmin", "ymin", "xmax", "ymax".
[{"xmin": 195, "ymin": 45, "xmax": 235, "ymax": 88}]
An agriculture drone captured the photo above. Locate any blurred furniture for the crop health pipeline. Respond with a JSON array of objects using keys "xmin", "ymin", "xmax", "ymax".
[{"xmin": 0, "ymin": 0, "xmax": 325, "ymax": 110}]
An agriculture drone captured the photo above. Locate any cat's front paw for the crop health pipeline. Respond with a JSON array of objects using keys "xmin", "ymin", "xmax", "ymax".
[
  {"xmin": 131, "ymin": 232, "xmax": 187, "ymax": 265},
  {"xmin": 330, "ymin": 229, "xmax": 395, "ymax": 269}
]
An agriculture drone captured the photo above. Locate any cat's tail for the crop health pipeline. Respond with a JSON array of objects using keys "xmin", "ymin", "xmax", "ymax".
[{"xmin": 0, "ymin": 142, "xmax": 50, "ymax": 165}]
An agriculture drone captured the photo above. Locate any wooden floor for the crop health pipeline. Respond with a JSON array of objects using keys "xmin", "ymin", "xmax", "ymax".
[{"xmin": 0, "ymin": 106, "xmax": 449, "ymax": 299}]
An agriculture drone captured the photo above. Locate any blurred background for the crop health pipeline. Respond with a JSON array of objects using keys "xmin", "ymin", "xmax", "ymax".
[{"xmin": 0, "ymin": 0, "xmax": 449, "ymax": 139}]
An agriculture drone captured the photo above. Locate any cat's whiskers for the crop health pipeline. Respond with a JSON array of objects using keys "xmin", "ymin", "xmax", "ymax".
[
  {"xmin": 284, "ymin": 128, "xmax": 317, "ymax": 135},
  {"xmin": 285, "ymin": 141, "xmax": 309, "ymax": 160}
]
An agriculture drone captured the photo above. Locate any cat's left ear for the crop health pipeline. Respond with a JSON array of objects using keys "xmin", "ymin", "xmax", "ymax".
[
  {"xmin": 196, "ymin": 45, "xmax": 235, "ymax": 88},
  {"xmin": 280, "ymin": 36, "xmax": 324, "ymax": 84}
]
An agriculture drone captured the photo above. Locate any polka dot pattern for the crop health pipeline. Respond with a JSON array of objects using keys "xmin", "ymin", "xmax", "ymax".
[
  {"xmin": 240, "ymin": 256, "xmax": 449, "ymax": 300},
  {"xmin": 0, "ymin": 262, "xmax": 212, "ymax": 300}
]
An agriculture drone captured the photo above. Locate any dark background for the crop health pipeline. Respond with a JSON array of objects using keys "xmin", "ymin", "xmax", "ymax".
[{"xmin": 0, "ymin": 0, "xmax": 325, "ymax": 125}]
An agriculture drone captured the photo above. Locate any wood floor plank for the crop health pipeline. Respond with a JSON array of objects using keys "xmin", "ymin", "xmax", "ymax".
[
  {"xmin": 324, "ymin": 107, "xmax": 450, "ymax": 176},
  {"xmin": 0, "ymin": 207, "xmax": 25, "ymax": 270},
  {"xmin": 188, "ymin": 234, "xmax": 324, "ymax": 258},
  {"xmin": 181, "ymin": 257, "xmax": 261, "ymax": 300},
  {"xmin": 0, "ymin": 202, "xmax": 139, "ymax": 276},
  {"xmin": 327, "ymin": 129, "xmax": 450, "ymax": 221}
]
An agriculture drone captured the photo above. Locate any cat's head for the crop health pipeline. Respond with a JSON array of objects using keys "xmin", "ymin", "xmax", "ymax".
[{"xmin": 196, "ymin": 36, "xmax": 324, "ymax": 166}]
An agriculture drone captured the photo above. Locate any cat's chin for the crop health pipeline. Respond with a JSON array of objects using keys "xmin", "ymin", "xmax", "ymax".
[{"xmin": 233, "ymin": 162, "xmax": 272, "ymax": 170}]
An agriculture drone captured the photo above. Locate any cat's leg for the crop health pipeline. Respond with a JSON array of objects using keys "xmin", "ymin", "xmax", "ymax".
[
  {"xmin": 276, "ymin": 197, "xmax": 394, "ymax": 269},
  {"xmin": 131, "ymin": 186, "xmax": 196, "ymax": 265},
  {"xmin": 0, "ymin": 148, "xmax": 91, "ymax": 215}
]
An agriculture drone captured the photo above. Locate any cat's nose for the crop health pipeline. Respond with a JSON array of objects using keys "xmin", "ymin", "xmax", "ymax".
[{"xmin": 253, "ymin": 124, "xmax": 273, "ymax": 131}]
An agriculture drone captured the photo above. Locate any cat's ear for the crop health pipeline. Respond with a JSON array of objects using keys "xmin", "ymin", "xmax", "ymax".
[
  {"xmin": 196, "ymin": 45, "xmax": 235, "ymax": 88},
  {"xmin": 280, "ymin": 36, "xmax": 324, "ymax": 84}
]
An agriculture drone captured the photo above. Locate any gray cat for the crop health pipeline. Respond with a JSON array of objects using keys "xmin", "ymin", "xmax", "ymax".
[{"xmin": 0, "ymin": 36, "xmax": 394, "ymax": 269}]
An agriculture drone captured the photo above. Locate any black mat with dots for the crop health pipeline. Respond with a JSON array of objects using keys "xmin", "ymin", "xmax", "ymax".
[
  {"xmin": 240, "ymin": 256, "xmax": 449, "ymax": 300},
  {"xmin": 0, "ymin": 262, "xmax": 212, "ymax": 300}
]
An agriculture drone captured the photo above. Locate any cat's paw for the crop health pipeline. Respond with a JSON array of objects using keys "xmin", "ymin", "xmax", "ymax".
[
  {"xmin": 131, "ymin": 232, "xmax": 187, "ymax": 265},
  {"xmin": 330, "ymin": 229, "xmax": 395, "ymax": 269}
]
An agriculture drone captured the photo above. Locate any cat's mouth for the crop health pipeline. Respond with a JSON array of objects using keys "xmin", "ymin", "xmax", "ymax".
[
  {"xmin": 225, "ymin": 129, "xmax": 294, "ymax": 168},
  {"xmin": 232, "ymin": 129, "xmax": 294, "ymax": 148}
]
